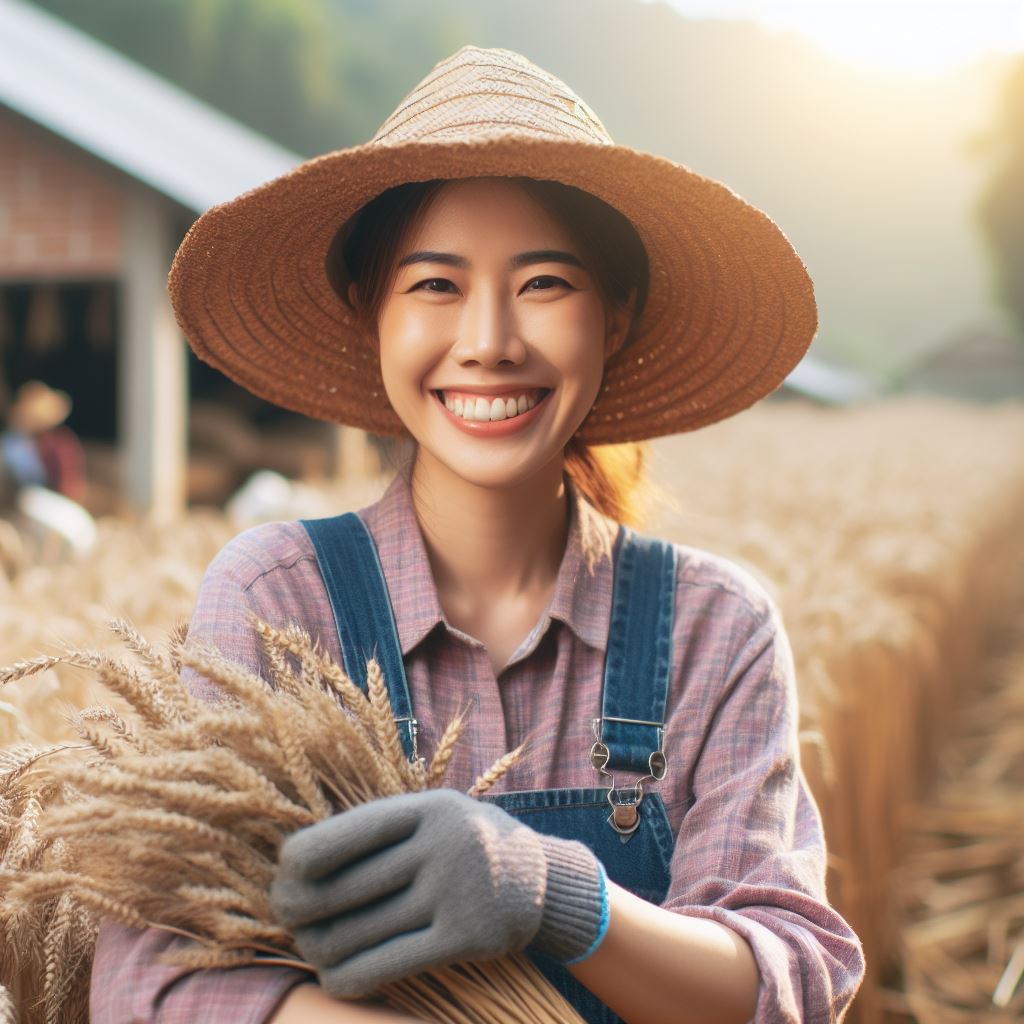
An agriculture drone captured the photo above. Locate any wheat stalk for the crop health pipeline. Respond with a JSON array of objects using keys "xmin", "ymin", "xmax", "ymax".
[
  {"xmin": 468, "ymin": 743, "xmax": 528, "ymax": 798},
  {"xmin": 0, "ymin": 617, "xmax": 584, "ymax": 1024}
]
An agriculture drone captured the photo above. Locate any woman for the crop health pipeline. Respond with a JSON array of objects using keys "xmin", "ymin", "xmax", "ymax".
[{"xmin": 90, "ymin": 45, "xmax": 865, "ymax": 1024}]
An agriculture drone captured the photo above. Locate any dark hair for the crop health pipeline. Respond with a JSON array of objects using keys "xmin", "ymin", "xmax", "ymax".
[{"xmin": 326, "ymin": 176, "xmax": 653, "ymax": 526}]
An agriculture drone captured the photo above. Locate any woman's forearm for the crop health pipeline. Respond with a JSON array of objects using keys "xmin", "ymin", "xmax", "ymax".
[
  {"xmin": 568, "ymin": 881, "xmax": 760, "ymax": 1024},
  {"xmin": 270, "ymin": 880, "xmax": 760, "ymax": 1024},
  {"xmin": 269, "ymin": 983, "xmax": 426, "ymax": 1023}
]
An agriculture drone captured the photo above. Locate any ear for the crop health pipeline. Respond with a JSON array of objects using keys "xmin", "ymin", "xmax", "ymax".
[{"xmin": 603, "ymin": 287, "xmax": 638, "ymax": 363}]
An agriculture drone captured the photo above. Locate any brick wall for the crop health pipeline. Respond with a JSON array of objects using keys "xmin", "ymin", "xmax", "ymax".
[{"xmin": 0, "ymin": 109, "xmax": 123, "ymax": 278}]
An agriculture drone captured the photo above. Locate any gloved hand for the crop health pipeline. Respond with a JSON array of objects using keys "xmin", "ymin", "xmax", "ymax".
[{"xmin": 268, "ymin": 788, "xmax": 609, "ymax": 998}]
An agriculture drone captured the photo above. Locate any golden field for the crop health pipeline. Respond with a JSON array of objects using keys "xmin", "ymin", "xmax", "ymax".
[{"xmin": 2, "ymin": 395, "xmax": 1023, "ymax": 1023}]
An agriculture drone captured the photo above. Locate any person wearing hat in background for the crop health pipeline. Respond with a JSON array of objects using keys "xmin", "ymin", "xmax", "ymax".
[
  {"xmin": 90, "ymin": 46, "xmax": 865, "ymax": 1024},
  {"xmin": 0, "ymin": 380, "xmax": 87, "ymax": 507}
]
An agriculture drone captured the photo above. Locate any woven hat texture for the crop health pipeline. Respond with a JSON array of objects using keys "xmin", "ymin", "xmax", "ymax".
[{"xmin": 169, "ymin": 45, "xmax": 818, "ymax": 444}]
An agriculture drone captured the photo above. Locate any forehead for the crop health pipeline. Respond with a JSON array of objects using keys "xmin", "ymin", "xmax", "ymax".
[{"xmin": 405, "ymin": 177, "xmax": 576, "ymax": 250}]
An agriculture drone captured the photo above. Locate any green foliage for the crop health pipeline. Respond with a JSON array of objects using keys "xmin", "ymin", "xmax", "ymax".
[
  {"xmin": 29, "ymin": 0, "xmax": 478, "ymax": 155},
  {"xmin": 976, "ymin": 58, "xmax": 1024, "ymax": 341}
]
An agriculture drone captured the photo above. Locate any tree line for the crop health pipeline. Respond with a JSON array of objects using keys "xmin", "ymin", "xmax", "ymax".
[{"xmin": 30, "ymin": 0, "xmax": 1024, "ymax": 342}]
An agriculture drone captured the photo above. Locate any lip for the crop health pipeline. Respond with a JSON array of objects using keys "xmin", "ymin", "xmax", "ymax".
[
  {"xmin": 433, "ymin": 388, "xmax": 550, "ymax": 437},
  {"xmin": 437, "ymin": 385, "xmax": 545, "ymax": 399}
]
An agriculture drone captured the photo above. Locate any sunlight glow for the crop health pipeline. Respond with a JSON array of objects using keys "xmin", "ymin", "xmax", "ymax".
[{"xmin": 658, "ymin": 1, "xmax": 1024, "ymax": 74}]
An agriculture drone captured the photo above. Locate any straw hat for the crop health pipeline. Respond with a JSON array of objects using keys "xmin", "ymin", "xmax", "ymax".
[
  {"xmin": 8, "ymin": 380, "xmax": 71, "ymax": 434},
  {"xmin": 169, "ymin": 45, "xmax": 817, "ymax": 444}
]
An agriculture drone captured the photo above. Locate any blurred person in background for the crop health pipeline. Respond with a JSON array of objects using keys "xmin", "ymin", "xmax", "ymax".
[
  {"xmin": 0, "ymin": 380, "xmax": 94, "ymax": 558},
  {"xmin": 4, "ymin": 379, "xmax": 88, "ymax": 503}
]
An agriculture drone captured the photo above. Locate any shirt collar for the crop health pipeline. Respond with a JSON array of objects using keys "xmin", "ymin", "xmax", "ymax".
[
  {"xmin": 359, "ymin": 459, "xmax": 619, "ymax": 657},
  {"xmin": 544, "ymin": 475, "xmax": 618, "ymax": 652}
]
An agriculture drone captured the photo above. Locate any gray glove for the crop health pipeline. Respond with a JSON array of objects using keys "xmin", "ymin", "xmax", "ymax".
[{"xmin": 269, "ymin": 788, "xmax": 609, "ymax": 998}]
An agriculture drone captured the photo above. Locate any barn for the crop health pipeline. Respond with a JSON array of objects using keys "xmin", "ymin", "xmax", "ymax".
[{"xmin": 0, "ymin": 0, "xmax": 374, "ymax": 523}]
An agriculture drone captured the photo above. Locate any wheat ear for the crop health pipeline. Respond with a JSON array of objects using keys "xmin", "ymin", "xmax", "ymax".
[{"xmin": 468, "ymin": 741, "xmax": 528, "ymax": 797}]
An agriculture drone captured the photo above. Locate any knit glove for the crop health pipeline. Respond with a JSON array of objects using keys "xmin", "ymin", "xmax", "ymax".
[{"xmin": 268, "ymin": 788, "xmax": 610, "ymax": 998}]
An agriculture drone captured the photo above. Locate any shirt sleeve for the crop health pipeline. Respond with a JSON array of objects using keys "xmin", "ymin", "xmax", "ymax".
[
  {"xmin": 89, "ymin": 919, "xmax": 311, "ymax": 1024},
  {"xmin": 662, "ymin": 602, "xmax": 866, "ymax": 1024},
  {"xmin": 88, "ymin": 533, "xmax": 315, "ymax": 1024}
]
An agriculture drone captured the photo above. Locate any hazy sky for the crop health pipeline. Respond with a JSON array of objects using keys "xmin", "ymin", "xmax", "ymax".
[{"xmin": 648, "ymin": 1, "xmax": 1024, "ymax": 73}]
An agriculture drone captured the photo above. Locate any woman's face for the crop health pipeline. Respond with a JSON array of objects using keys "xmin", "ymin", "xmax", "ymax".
[{"xmin": 370, "ymin": 177, "xmax": 633, "ymax": 490}]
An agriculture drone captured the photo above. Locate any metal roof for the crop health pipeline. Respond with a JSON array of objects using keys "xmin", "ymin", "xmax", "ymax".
[
  {"xmin": 0, "ymin": 0, "xmax": 302, "ymax": 212},
  {"xmin": 781, "ymin": 353, "xmax": 879, "ymax": 405}
]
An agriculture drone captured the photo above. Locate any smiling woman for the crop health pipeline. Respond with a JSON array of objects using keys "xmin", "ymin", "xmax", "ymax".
[
  {"xmin": 331, "ymin": 176, "xmax": 652, "ymax": 525},
  {"xmin": 91, "ymin": 44, "xmax": 864, "ymax": 1024},
  {"xmin": 332, "ymin": 176, "xmax": 650, "ymax": 522}
]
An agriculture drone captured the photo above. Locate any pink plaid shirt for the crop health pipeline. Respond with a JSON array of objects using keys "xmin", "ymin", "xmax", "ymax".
[{"xmin": 90, "ymin": 461, "xmax": 864, "ymax": 1023}]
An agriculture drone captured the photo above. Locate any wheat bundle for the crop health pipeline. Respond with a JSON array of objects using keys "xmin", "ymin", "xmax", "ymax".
[
  {"xmin": 0, "ymin": 473, "xmax": 389, "ymax": 749},
  {"xmin": 0, "ymin": 615, "xmax": 585, "ymax": 1024}
]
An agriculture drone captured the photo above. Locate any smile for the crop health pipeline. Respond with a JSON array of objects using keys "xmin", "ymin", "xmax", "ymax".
[
  {"xmin": 432, "ymin": 388, "xmax": 550, "ymax": 436},
  {"xmin": 437, "ymin": 388, "xmax": 548, "ymax": 422}
]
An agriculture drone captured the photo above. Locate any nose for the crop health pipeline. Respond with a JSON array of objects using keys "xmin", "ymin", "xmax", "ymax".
[{"xmin": 449, "ymin": 287, "xmax": 527, "ymax": 368}]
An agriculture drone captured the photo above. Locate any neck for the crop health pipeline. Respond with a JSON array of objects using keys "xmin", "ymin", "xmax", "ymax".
[{"xmin": 408, "ymin": 447, "xmax": 570, "ymax": 609}]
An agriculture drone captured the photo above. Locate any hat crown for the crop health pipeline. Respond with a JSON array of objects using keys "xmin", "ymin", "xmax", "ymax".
[{"xmin": 371, "ymin": 45, "xmax": 613, "ymax": 147}]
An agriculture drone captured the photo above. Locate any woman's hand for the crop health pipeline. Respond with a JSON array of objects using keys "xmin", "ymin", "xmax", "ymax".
[{"xmin": 269, "ymin": 788, "xmax": 608, "ymax": 999}]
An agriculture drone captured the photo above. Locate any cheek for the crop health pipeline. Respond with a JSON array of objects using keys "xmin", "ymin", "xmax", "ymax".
[
  {"xmin": 378, "ymin": 306, "xmax": 435, "ymax": 393},
  {"xmin": 380, "ymin": 297, "xmax": 458, "ymax": 348},
  {"xmin": 554, "ymin": 307, "xmax": 608, "ymax": 396}
]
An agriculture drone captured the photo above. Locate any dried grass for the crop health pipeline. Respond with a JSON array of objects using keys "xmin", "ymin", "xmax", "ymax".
[
  {"xmin": 0, "ymin": 617, "xmax": 579, "ymax": 1024},
  {"xmin": 646, "ymin": 397, "xmax": 1024, "ymax": 1023},
  {"xmin": 879, "ymin": 579, "xmax": 1024, "ymax": 1023},
  {"xmin": 0, "ymin": 475, "xmax": 390, "ymax": 750}
]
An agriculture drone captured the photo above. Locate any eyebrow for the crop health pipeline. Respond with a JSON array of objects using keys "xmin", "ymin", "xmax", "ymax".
[{"xmin": 396, "ymin": 249, "xmax": 587, "ymax": 271}]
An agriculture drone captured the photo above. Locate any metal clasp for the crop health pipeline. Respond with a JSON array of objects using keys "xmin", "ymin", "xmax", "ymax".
[
  {"xmin": 589, "ymin": 716, "xmax": 669, "ymax": 836},
  {"xmin": 394, "ymin": 715, "xmax": 424, "ymax": 767},
  {"xmin": 607, "ymin": 783, "xmax": 642, "ymax": 834}
]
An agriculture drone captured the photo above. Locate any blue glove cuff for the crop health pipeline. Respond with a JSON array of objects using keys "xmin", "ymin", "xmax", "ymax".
[
  {"xmin": 562, "ymin": 860, "xmax": 609, "ymax": 965},
  {"xmin": 528, "ymin": 835, "xmax": 609, "ymax": 965}
]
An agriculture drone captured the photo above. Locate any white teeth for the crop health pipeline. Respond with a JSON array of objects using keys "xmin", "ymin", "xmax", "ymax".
[{"xmin": 441, "ymin": 390, "xmax": 544, "ymax": 422}]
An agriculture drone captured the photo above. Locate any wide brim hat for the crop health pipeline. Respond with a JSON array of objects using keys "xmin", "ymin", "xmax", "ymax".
[
  {"xmin": 8, "ymin": 380, "xmax": 71, "ymax": 434},
  {"xmin": 169, "ymin": 45, "xmax": 818, "ymax": 445}
]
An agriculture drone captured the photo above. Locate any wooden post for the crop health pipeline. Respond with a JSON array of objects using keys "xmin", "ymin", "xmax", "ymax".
[
  {"xmin": 118, "ymin": 186, "xmax": 186, "ymax": 524},
  {"xmin": 329, "ymin": 424, "xmax": 374, "ymax": 481}
]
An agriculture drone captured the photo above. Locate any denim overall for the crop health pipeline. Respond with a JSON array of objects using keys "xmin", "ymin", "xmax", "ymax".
[{"xmin": 301, "ymin": 511, "xmax": 679, "ymax": 1024}]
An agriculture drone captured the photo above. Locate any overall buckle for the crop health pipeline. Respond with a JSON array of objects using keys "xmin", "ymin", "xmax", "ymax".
[{"xmin": 590, "ymin": 717, "xmax": 669, "ymax": 836}]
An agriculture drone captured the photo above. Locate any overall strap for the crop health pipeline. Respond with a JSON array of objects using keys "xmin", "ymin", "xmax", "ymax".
[
  {"xmin": 299, "ymin": 512, "xmax": 419, "ymax": 761},
  {"xmin": 596, "ymin": 525, "xmax": 677, "ymax": 776}
]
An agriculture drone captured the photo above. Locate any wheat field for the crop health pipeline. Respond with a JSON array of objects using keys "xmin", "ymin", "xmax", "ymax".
[
  {"xmin": 1, "ymin": 395, "xmax": 1023, "ymax": 1022},
  {"xmin": 645, "ymin": 396, "xmax": 1024, "ymax": 1023}
]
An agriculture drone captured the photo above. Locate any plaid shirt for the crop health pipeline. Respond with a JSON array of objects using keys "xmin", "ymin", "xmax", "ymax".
[{"xmin": 90, "ymin": 462, "xmax": 865, "ymax": 1023}]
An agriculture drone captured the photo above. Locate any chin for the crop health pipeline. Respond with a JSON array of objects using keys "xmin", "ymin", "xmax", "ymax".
[{"xmin": 418, "ymin": 442, "xmax": 563, "ymax": 493}]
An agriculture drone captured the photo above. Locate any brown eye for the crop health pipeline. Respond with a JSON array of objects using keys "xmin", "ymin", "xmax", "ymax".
[
  {"xmin": 524, "ymin": 276, "xmax": 571, "ymax": 292},
  {"xmin": 413, "ymin": 278, "xmax": 457, "ymax": 293}
]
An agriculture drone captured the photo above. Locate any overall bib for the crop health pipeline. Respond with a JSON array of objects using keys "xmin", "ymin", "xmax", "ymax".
[{"xmin": 301, "ymin": 511, "xmax": 680, "ymax": 1024}]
